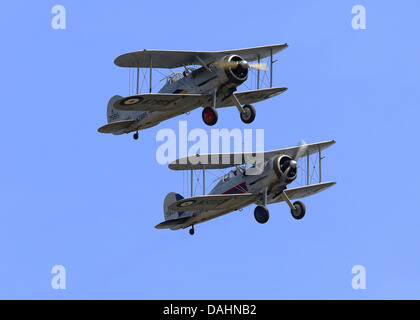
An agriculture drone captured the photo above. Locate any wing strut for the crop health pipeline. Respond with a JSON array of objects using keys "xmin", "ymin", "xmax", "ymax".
[
  {"xmin": 305, "ymin": 146, "xmax": 324, "ymax": 185},
  {"xmin": 269, "ymin": 49, "xmax": 278, "ymax": 88},
  {"xmin": 257, "ymin": 55, "xmax": 260, "ymax": 89},
  {"xmin": 190, "ymin": 168, "xmax": 193, "ymax": 197},
  {"xmin": 188, "ymin": 167, "xmax": 206, "ymax": 196},
  {"xmin": 270, "ymin": 50, "xmax": 273, "ymax": 88},
  {"xmin": 319, "ymin": 147, "xmax": 322, "ymax": 183},
  {"xmin": 136, "ymin": 68, "xmax": 139, "ymax": 94},
  {"xmin": 203, "ymin": 167, "xmax": 205, "ymax": 195},
  {"xmin": 149, "ymin": 55, "xmax": 152, "ymax": 93},
  {"xmin": 134, "ymin": 56, "xmax": 151, "ymax": 94},
  {"xmin": 306, "ymin": 152, "xmax": 310, "ymax": 185}
]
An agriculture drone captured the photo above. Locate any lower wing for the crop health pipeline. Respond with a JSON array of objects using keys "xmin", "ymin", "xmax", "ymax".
[
  {"xmin": 168, "ymin": 193, "xmax": 259, "ymax": 212},
  {"xmin": 212, "ymin": 87, "xmax": 288, "ymax": 108},
  {"xmin": 269, "ymin": 182, "xmax": 336, "ymax": 204},
  {"xmin": 113, "ymin": 93, "xmax": 210, "ymax": 112}
]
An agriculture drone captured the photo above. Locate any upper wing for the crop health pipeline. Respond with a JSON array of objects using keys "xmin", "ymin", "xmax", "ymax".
[
  {"xmin": 113, "ymin": 93, "xmax": 210, "ymax": 112},
  {"xmin": 168, "ymin": 193, "xmax": 259, "ymax": 212},
  {"xmin": 169, "ymin": 140, "xmax": 336, "ymax": 171},
  {"xmin": 269, "ymin": 182, "xmax": 336, "ymax": 204},
  {"xmin": 114, "ymin": 44, "xmax": 288, "ymax": 68},
  {"xmin": 97, "ymin": 119, "xmax": 135, "ymax": 134},
  {"xmin": 210, "ymin": 87, "xmax": 288, "ymax": 108}
]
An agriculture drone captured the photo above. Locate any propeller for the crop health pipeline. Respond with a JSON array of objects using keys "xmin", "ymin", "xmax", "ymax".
[
  {"xmin": 216, "ymin": 60, "xmax": 268, "ymax": 71},
  {"xmin": 291, "ymin": 140, "xmax": 308, "ymax": 162},
  {"xmin": 283, "ymin": 140, "xmax": 308, "ymax": 178},
  {"xmin": 248, "ymin": 62, "xmax": 268, "ymax": 71}
]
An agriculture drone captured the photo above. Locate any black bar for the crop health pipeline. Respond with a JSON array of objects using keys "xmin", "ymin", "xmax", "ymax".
[{"xmin": 0, "ymin": 300, "xmax": 418, "ymax": 318}]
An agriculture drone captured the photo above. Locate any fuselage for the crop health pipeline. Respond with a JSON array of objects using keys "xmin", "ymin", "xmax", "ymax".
[
  {"xmin": 183, "ymin": 157, "xmax": 293, "ymax": 227},
  {"xmin": 126, "ymin": 55, "xmax": 248, "ymax": 131}
]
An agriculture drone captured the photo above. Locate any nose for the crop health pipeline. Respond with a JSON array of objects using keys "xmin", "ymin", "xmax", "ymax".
[{"xmin": 238, "ymin": 60, "xmax": 248, "ymax": 71}]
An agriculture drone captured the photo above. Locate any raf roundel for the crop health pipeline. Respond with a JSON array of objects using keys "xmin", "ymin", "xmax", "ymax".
[
  {"xmin": 122, "ymin": 97, "xmax": 143, "ymax": 105},
  {"xmin": 177, "ymin": 200, "xmax": 196, "ymax": 208}
]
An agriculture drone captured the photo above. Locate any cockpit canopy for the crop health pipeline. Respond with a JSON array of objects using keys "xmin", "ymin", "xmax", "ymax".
[
  {"xmin": 166, "ymin": 72, "xmax": 184, "ymax": 84},
  {"xmin": 221, "ymin": 166, "xmax": 246, "ymax": 182}
]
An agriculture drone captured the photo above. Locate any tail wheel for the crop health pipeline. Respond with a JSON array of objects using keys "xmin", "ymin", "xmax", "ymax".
[
  {"xmin": 189, "ymin": 226, "xmax": 195, "ymax": 235},
  {"xmin": 240, "ymin": 104, "xmax": 256, "ymax": 124},
  {"xmin": 291, "ymin": 201, "xmax": 306, "ymax": 220},
  {"xmin": 254, "ymin": 205, "xmax": 269, "ymax": 224},
  {"xmin": 202, "ymin": 107, "xmax": 218, "ymax": 126},
  {"xmin": 133, "ymin": 132, "xmax": 139, "ymax": 140}
]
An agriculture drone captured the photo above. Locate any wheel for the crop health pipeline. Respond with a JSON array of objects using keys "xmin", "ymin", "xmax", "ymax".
[
  {"xmin": 189, "ymin": 227, "xmax": 195, "ymax": 235},
  {"xmin": 291, "ymin": 201, "xmax": 306, "ymax": 220},
  {"xmin": 202, "ymin": 107, "xmax": 218, "ymax": 126},
  {"xmin": 133, "ymin": 132, "xmax": 139, "ymax": 140},
  {"xmin": 254, "ymin": 205, "xmax": 269, "ymax": 224},
  {"xmin": 240, "ymin": 104, "xmax": 256, "ymax": 124}
]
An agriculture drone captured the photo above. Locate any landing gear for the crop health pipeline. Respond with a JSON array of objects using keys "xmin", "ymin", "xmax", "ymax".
[
  {"xmin": 240, "ymin": 104, "xmax": 256, "ymax": 124},
  {"xmin": 189, "ymin": 226, "xmax": 195, "ymax": 235},
  {"xmin": 254, "ymin": 205, "xmax": 269, "ymax": 224},
  {"xmin": 291, "ymin": 201, "xmax": 306, "ymax": 220},
  {"xmin": 280, "ymin": 192, "xmax": 306, "ymax": 220},
  {"xmin": 202, "ymin": 107, "xmax": 218, "ymax": 126},
  {"xmin": 133, "ymin": 131, "xmax": 139, "ymax": 140}
]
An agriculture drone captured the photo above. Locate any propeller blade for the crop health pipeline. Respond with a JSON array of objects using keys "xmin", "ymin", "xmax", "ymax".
[
  {"xmin": 216, "ymin": 61, "xmax": 239, "ymax": 69},
  {"xmin": 248, "ymin": 63, "xmax": 268, "ymax": 71},
  {"xmin": 217, "ymin": 60, "xmax": 267, "ymax": 71},
  {"xmin": 293, "ymin": 140, "xmax": 308, "ymax": 160},
  {"xmin": 283, "ymin": 166, "xmax": 291, "ymax": 178}
]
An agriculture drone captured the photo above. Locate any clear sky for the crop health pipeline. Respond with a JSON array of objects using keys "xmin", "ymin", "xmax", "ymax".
[{"xmin": 1, "ymin": 0, "xmax": 419, "ymax": 299}]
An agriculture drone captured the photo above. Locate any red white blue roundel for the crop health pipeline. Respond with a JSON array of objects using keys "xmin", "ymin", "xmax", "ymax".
[
  {"xmin": 121, "ymin": 96, "xmax": 144, "ymax": 105},
  {"xmin": 177, "ymin": 199, "xmax": 197, "ymax": 208}
]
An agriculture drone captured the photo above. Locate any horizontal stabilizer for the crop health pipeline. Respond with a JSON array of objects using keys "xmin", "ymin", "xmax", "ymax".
[
  {"xmin": 155, "ymin": 217, "xmax": 191, "ymax": 229},
  {"xmin": 97, "ymin": 120, "xmax": 135, "ymax": 133}
]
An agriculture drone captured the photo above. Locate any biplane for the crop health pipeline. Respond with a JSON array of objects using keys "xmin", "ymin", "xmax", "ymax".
[
  {"xmin": 155, "ymin": 140, "xmax": 336, "ymax": 235},
  {"xmin": 98, "ymin": 44, "xmax": 288, "ymax": 140}
]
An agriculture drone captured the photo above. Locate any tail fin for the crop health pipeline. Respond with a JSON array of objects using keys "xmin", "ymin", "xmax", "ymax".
[
  {"xmin": 164, "ymin": 192, "xmax": 189, "ymax": 221},
  {"xmin": 107, "ymin": 95, "xmax": 124, "ymax": 123}
]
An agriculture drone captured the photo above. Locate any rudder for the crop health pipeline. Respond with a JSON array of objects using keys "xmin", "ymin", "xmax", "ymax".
[
  {"xmin": 164, "ymin": 192, "xmax": 188, "ymax": 221},
  {"xmin": 107, "ymin": 95, "xmax": 124, "ymax": 123}
]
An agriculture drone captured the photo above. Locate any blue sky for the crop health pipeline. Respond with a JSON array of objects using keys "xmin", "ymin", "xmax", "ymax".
[{"xmin": 1, "ymin": 0, "xmax": 419, "ymax": 299}]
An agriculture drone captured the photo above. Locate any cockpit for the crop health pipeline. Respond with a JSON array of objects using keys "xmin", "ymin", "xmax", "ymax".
[
  {"xmin": 221, "ymin": 166, "xmax": 246, "ymax": 182},
  {"xmin": 209, "ymin": 165, "xmax": 247, "ymax": 195},
  {"xmin": 166, "ymin": 72, "xmax": 184, "ymax": 84},
  {"xmin": 165, "ymin": 67, "xmax": 198, "ymax": 84}
]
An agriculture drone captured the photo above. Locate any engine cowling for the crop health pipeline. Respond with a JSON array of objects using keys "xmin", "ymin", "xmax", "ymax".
[
  {"xmin": 272, "ymin": 155, "xmax": 297, "ymax": 184},
  {"xmin": 222, "ymin": 55, "xmax": 248, "ymax": 85}
]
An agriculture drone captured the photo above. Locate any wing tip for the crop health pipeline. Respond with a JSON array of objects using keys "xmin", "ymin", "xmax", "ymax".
[
  {"xmin": 114, "ymin": 55, "xmax": 125, "ymax": 67},
  {"xmin": 97, "ymin": 125, "xmax": 109, "ymax": 134}
]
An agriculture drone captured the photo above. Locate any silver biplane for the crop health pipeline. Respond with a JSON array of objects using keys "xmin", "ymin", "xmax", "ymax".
[
  {"xmin": 98, "ymin": 44, "xmax": 288, "ymax": 140},
  {"xmin": 156, "ymin": 140, "xmax": 336, "ymax": 235}
]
